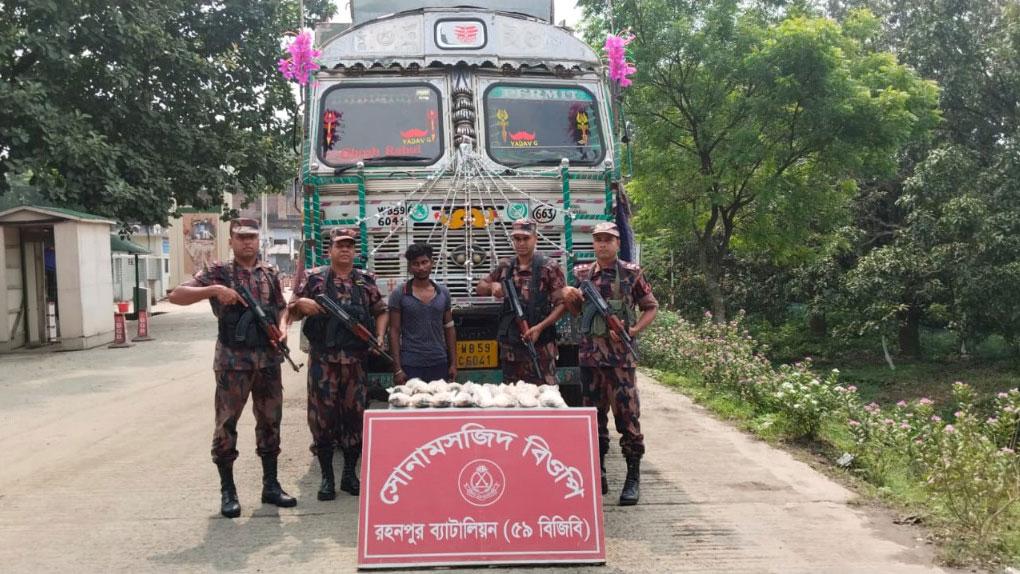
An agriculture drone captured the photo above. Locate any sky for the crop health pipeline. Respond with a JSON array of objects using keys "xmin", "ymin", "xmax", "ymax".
[
  {"xmin": 554, "ymin": 0, "xmax": 583, "ymax": 27},
  {"xmin": 331, "ymin": 1, "xmax": 583, "ymax": 27}
]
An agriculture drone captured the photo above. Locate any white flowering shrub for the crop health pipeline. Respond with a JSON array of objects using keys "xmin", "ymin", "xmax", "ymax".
[
  {"xmin": 640, "ymin": 310, "xmax": 1020, "ymax": 549},
  {"xmin": 640, "ymin": 310, "xmax": 840, "ymax": 438},
  {"xmin": 842, "ymin": 382, "xmax": 1020, "ymax": 548}
]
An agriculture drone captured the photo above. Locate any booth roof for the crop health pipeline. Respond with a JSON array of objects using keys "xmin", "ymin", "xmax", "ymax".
[{"xmin": 110, "ymin": 234, "xmax": 151, "ymax": 255}]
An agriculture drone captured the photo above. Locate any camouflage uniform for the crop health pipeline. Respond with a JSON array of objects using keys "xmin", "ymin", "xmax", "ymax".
[
  {"xmin": 292, "ymin": 266, "xmax": 385, "ymax": 456},
  {"xmin": 574, "ymin": 259, "xmax": 658, "ymax": 460},
  {"xmin": 487, "ymin": 255, "xmax": 565, "ymax": 385},
  {"xmin": 184, "ymin": 260, "xmax": 286, "ymax": 465}
]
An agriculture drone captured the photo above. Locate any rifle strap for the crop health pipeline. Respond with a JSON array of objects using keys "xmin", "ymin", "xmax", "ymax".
[
  {"xmin": 507, "ymin": 255, "xmax": 544, "ymax": 322},
  {"xmin": 324, "ymin": 267, "xmax": 365, "ymax": 306},
  {"xmin": 228, "ymin": 261, "xmax": 274, "ymax": 308}
]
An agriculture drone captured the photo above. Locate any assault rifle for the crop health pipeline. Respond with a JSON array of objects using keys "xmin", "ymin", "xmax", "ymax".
[
  {"xmin": 237, "ymin": 285, "xmax": 302, "ymax": 372},
  {"xmin": 501, "ymin": 275, "xmax": 544, "ymax": 377},
  {"xmin": 579, "ymin": 280, "xmax": 638, "ymax": 359},
  {"xmin": 314, "ymin": 294, "xmax": 395, "ymax": 364}
]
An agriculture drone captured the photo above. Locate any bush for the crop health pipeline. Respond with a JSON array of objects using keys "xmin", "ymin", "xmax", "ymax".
[
  {"xmin": 640, "ymin": 310, "xmax": 1020, "ymax": 554},
  {"xmin": 640, "ymin": 310, "xmax": 840, "ymax": 439}
]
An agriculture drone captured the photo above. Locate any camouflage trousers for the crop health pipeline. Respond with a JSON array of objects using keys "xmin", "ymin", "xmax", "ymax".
[
  {"xmin": 211, "ymin": 367, "xmax": 283, "ymax": 465},
  {"xmin": 307, "ymin": 358, "xmax": 367, "ymax": 455},
  {"xmin": 501, "ymin": 340, "xmax": 559, "ymax": 386},
  {"xmin": 581, "ymin": 367, "xmax": 644, "ymax": 459}
]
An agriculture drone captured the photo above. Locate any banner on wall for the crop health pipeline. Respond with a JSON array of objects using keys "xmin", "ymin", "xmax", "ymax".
[{"xmin": 180, "ymin": 214, "xmax": 219, "ymax": 276}]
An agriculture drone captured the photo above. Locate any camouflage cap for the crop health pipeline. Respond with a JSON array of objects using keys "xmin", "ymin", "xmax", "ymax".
[
  {"xmin": 229, "ymin": 217, "xmax": 260, "ymax": 235},
  {"xmin": 510, "ymin": 218, "xmax": 536, "ymax": 237},
  {"xmin": 592, "ymin": 221, "xmax": 620, "ymax": 238},
  {"xmin": 329, "ymin": 227, "xmax": 359, "ymax": 243}
]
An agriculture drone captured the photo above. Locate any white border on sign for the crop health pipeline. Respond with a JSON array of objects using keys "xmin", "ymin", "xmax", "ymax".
[{"xmin": 360, "ymin": 410, "xmax": 603, "ymax": 561}]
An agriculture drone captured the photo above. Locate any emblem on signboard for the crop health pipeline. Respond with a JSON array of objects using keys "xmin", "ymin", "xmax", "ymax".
[{"xmin": 458, "ymin": 459, "xmax": 506, "ymax": 507}]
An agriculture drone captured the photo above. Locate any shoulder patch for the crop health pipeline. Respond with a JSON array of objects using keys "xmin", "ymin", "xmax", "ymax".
[{"xmin": 621, "ymin": 261, "xmax": 642, "ymax": 272}]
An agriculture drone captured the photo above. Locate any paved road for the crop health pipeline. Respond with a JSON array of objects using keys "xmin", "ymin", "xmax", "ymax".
[{"xmin": 0, "ymin": 301, "xmax": 954, "ymax": 573}]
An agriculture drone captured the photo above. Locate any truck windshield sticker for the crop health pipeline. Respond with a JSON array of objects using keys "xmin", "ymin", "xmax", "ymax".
[
  {"xmin": 319, "ymin": 85, "xmax": 443, "ymax": 166},
  {"xmin": 485, "ymin": 85, "xmax": 604, "ymax": 166}
]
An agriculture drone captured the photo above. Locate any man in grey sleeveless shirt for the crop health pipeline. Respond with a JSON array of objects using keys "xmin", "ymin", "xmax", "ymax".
[{"xmin": 388, "ymin": 243, "xmax": 458, "ymax": 383}]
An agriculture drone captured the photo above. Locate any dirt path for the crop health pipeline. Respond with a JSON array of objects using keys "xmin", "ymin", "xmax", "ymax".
[{"xmin": 0, "ymin": 302, "xmax": 953, "ymax": 573}]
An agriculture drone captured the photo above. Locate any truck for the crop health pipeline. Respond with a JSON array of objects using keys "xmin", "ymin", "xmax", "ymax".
[{"xmin": 301, "ymin": 0, "xmax": 632, "ymax": 404}]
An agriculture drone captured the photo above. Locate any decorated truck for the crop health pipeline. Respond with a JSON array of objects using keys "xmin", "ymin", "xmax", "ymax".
[{"xmin": 300, "ymin": 0, "xmax": 633, "ymax": 403}]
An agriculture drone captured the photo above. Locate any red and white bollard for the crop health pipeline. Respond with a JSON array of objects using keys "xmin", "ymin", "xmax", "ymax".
[
  {"xmin": 134, "ymin": 309, "xmax": 154, "ymax": 342},
  {"xmin": 108, "ymin": 310, "xmax": 133, "ymax": 348}
]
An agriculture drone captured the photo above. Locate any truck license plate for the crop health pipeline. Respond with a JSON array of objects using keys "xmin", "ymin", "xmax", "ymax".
[{"xmin": 456, "ymin": 340, "xmax": 498, "ymax": 369}]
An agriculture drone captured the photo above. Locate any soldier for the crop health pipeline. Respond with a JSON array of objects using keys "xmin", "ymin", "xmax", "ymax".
[
  {"xmin": 168, "ymin": 217, "xmax": 297, "ymax": 518},
  {"xmin": 288, "ymin": 228, "xmax": 387, "ymax": 501},
  {"xmin": 475, "ymin": 218, "xmax": 566, "ymax": 385},
  {"xmin": 562, "ymin": 221, "xmax": 658, "ymax": 506}
]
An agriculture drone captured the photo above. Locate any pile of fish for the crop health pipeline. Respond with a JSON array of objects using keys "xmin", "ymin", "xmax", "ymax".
[{"xmin": 387, "ymin": 379, "xmax": 568, "ymax": 409}]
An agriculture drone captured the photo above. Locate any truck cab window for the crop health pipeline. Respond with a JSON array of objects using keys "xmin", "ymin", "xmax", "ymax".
[
  {"xmin": 318, "ymin": 84, "xmax": 443, "ymax": 167},
  {"xmin": 484, "ymin": 85, "xmax": 605, "ymax": 167}
]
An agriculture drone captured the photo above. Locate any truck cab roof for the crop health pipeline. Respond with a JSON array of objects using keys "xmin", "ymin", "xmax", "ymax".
[
  {"xmin": 350, "ymin": 0, "xmax": 555, "ymax": 25},
  {"xmin": 317, "ymin": 6, "xmax": 599, "ymax": 72}
]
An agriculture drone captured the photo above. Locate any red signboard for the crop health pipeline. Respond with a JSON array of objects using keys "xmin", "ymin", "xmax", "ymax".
[{"xmin": 358, "ymin": 408, "xmax": 605, "ymax": 569}]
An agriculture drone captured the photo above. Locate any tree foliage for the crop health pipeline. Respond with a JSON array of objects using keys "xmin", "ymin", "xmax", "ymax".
[
  {"xmin": 580, "ymin": 0, "xmax": 939, "ymax": 321},
  {"xmin": 835, "ymin": 0, "xmax": 1020, "ymax": 354},
  {"xmin": 0, "ymin": 0, "xmax": 334, "ymax": 225}
]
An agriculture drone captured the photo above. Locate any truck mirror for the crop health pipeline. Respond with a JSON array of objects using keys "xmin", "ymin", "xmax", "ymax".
[{"xmin": 622, "ymin": 121, "xmax": 635, "ymax": 144}]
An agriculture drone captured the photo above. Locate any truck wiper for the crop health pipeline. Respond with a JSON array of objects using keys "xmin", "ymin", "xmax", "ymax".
[
  {"xmin": 364, "ymin": 155, "xmax": 431, "ymax": 162},
  {"xmin": 504, "ymin": 160, "xmax": 560, "ymax": 169}
]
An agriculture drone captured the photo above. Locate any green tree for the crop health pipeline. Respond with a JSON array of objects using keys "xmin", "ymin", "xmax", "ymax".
[
  {"xmin": 0, "ymin": 0, "xmax": 334, "ymax": 226},
  {"xmin": 834, "ymin": 0, "xmax": 1020, "ymax": 355},
  {"xmin": 580, "ymin": 0, "xmax": 939, "ymax": 321}
]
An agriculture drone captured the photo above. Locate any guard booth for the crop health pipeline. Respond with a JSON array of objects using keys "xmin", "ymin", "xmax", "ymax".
[{"xmin": 0, "ymin": 206, "xmax": 116, "ymax": 352}]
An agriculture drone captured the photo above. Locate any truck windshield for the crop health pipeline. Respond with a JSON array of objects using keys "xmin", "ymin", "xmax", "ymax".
[
  {"xmin": 318, "ymin": 84, "xmax": 443, "ymax": 166},
  {"xmin": 484, "ymin": 85, "xmax": 605, "ymax": 167}
]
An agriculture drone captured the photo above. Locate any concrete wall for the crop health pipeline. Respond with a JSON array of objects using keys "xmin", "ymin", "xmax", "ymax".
[
  {"xmin": 54, "ymin": 221, "xmax": 114, "ymax": 350},
  {"xmin": 0, "ymin": 227, "xmax": 25, "ymax": 351}
]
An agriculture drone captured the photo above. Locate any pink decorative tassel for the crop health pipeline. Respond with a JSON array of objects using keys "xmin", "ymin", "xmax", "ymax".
[
  {"xmin": 605, "ymin": 33, "xmax": 636, "ymax": 88},
  {"xmin": 278, "ymin": 30, "xmax": 321, "ymax": 86}
]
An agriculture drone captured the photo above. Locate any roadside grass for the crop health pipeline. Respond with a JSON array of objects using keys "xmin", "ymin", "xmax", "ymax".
[
  {"xmin": 647, "ymin": 366, "xmax": 1020, "ymax": 568},
  {"xmin": 814, "ymin": 358, "xmax": 1020, "ymax": 410}
]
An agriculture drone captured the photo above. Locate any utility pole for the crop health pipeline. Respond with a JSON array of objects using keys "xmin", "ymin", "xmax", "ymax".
[{"xmin": 261, "ymin": 192, "xmax": 270, "ymax": 261}]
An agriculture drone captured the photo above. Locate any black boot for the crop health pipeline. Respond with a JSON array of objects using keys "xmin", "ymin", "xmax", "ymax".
[
  {"xmin": 217, "ymin": 463, "xmax": 241, "ymax": 518},
  {"xmin": 599, "ymin": 446, "xmax": 609, "ymax": 496},
  {"xmin": 317, "ymin": 450, "xmax": 336, "ymax": 501},
  {"xmin": 619, "ymin": 457, "xmax": 641, "ymax": 506},
  {"xmin": 340, "ymin": 449, "xmax": 360, "ymax": 496},
  {"xmin": 260, "ymin": 457, "xmax": 297, "ymax": 507}
]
